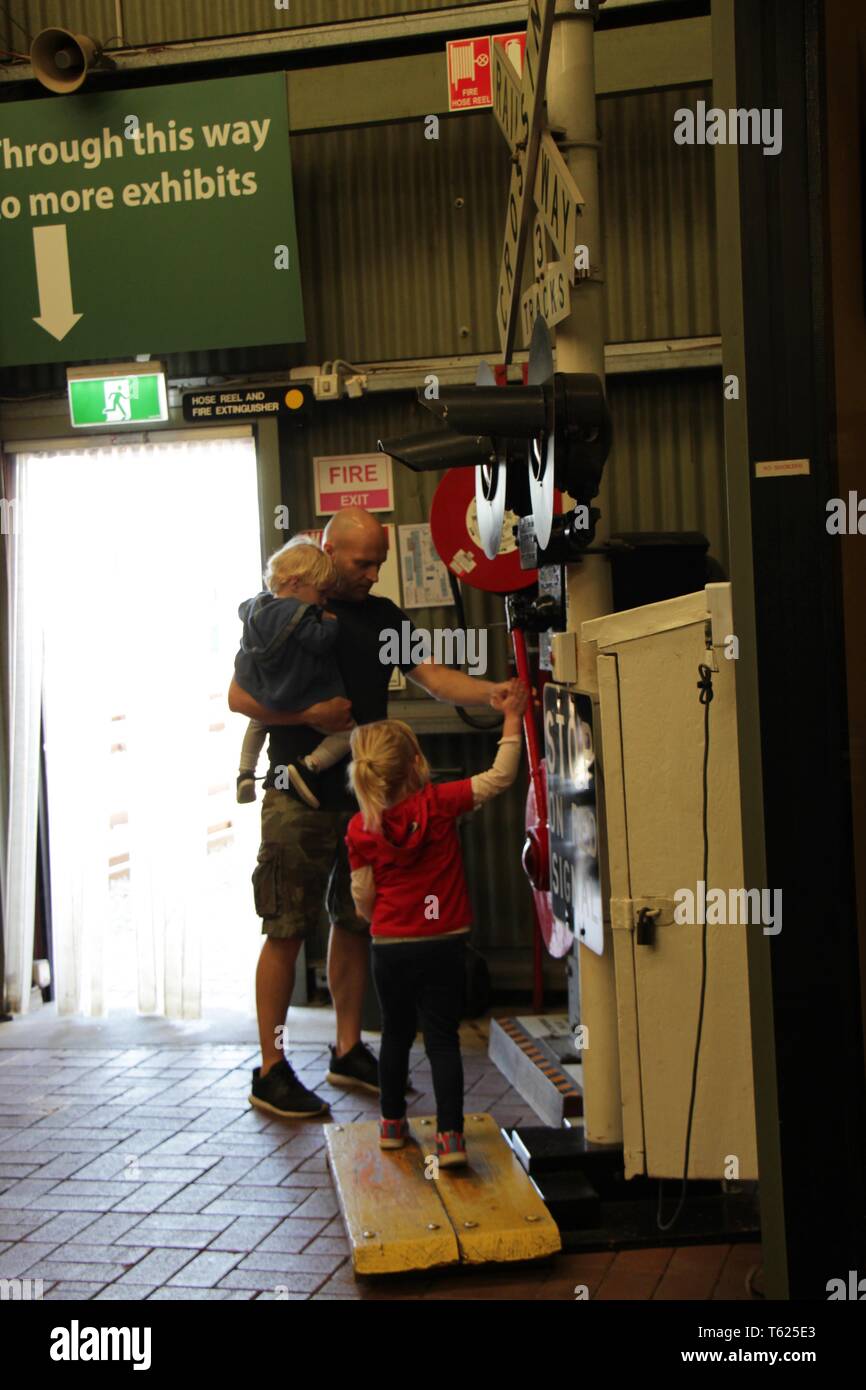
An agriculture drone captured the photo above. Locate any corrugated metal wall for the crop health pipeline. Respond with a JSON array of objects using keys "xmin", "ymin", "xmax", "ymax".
[
  {"xmin": 275, "ymin": 362, "xmax": 726, "ymax": 961},
  {"xmin": 293, "ymin": 87, "xmax": 719, "ymax": 362},
  {"xmin": 276, "ymin": 395, "xmax": 536, "ymax": 960},
  {"xmin": 277, "ymin": 373, "xmax": 727, "ymax": 628},
  {"xmin": 291, "ymin": 117, "xmax": 511, "ymax": 363},
  {"xmin": 601, "ymin": 88, "xmax": 719, "ymax": 342},
  {"xmin": 0, "ymin": 20, "xmax": 724, "ymax": 981},
  {"xmin": 0, "ymin": 88, "xmax": 718, "ymax": 382},
  {"xmin": 277, "ymin": 393, "xmax": 511, "ymax": 667},
  {"xmin": 3, "ymin": 0, "xmax": 493, "ymax": 48},
  {"xmin": 606, "ymin": 371, "xmax": 727, "ymax": 571}
]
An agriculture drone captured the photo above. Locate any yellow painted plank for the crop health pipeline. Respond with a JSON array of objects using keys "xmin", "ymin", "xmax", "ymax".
[
  {"xmin": 325, "ymin": 1120, "xmax": 459, "ymax": 1275},
  {"xmin": 408, "ymin": 1113, "xmax": 562, "ymax": 1266}
]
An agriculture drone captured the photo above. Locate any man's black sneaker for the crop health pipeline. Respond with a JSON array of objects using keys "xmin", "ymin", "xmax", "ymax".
[
  {"xmin": 326, "ymin": 1041, "xmax": 380, "ymax": 1094},
  {"xmin": 249, "ymin": 1058, "xmax": 330, "ymax": 1118}
]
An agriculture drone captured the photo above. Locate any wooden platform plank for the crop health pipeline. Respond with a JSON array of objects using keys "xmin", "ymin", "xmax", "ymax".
[
  {"xmin": 325, "ymin": 1120, "xmax": 459, "ymax": 1275},
  {"xmin": 408, "ymin": 1113, "xmax": 562, "ymax": 1266}
]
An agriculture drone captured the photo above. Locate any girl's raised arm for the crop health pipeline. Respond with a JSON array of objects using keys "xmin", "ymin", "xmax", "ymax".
[{"xmin": 470, "ymin": 679, "xmax": 528, "ymax": 808}]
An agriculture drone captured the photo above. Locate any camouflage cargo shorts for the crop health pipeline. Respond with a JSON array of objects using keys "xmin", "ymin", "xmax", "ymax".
[{"xmin": 251, "ymin": 787, "xmax": 369, "ymax": 940}]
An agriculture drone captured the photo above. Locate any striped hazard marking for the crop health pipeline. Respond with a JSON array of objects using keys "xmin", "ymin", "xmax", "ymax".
[{"xmin": 498, "ymin": 1017, "xmax": 583, "ymax": 1099}]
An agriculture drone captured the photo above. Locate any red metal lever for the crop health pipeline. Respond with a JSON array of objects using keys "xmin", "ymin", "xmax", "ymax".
[{"xmin": 511, "ymin": 626, "xmax": 551, "ymax": 1010}]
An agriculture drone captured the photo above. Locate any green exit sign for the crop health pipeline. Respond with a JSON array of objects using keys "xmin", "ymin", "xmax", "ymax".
[{"xmin": 67, "ymin": 363, "xmax": 168, "ymax": 428}]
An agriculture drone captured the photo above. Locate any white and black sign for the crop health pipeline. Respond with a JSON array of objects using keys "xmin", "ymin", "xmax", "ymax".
[
  {"xmin": 537, "ymin": 564, "xmax": 561, "ymax": 671},
  {"xmin": 543, "ymin": 682, "xmax": 603, "ymax": 955},
  {"xmin": 533, "ymin": 133, "xmax": 584, "ymax": 274},
  {"xmin": 521, "ymin": 259, "xmax": 571, "ymax": 344},
  {"xmin": 182, "ymin": 383, "xmax": 311, "ymax": 422}
]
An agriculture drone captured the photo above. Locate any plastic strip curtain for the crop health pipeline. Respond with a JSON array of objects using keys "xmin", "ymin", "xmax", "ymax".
[
  {"xmin": 2, "ymin": 455, "xmax": 43, "ymax": 1013},
  {"xmin": 15, "ymin": 433, "xmax": 258, "ymax": 1019}
]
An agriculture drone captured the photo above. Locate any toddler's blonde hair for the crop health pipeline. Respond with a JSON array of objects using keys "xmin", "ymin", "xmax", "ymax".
[
  {"xmin": 264, "ymin": 539, "xmax": 336, "ymax": 595},
  {"xmin": 348, "ymin": 720, "xmax": 431, "ymax": 833}
]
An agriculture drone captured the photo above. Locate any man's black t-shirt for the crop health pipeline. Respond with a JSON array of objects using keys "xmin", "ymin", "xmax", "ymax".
[{"xmin": 264, "ymin": 595, "xmax": 419, "ymax": 812}]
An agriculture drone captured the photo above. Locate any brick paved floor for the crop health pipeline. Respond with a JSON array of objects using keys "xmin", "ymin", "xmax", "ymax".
[{"xmin": 0, "ymin": 1034, "xmax": 761, "ymax": 1301}]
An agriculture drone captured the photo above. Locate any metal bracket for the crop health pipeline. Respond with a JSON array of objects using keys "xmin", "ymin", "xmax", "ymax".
[{"xmin": 556, "ymin": 138, "xmax": 602, "ymax": 152}]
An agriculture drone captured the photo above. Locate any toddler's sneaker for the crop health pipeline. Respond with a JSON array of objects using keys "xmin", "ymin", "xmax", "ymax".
[
  {"xmin": 379, "ymin": 1117, "xmax": 410, "ymax": 1149},
  {"xmin": 237, "ymin": 772, "xmax": 257, "ymax": 804},
  {"xmin": 285, "ymin": 759, "xmax": 323, "ymax": 809},
  {"xmin": 436, "ymin": 1130, "xmax": 467, "ymax": 1168}
]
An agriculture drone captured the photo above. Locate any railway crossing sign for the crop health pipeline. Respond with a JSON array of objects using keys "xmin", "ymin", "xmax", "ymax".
[
  {"xmin": 535, "ymin": 131, "xmax": 584, "ymax": 270},
  {"xmin": 521, "ymin": 259, "xmax": 571, "ymax": 344},
  {"xmin": 496, "ymin": 0, "xmax": 556, "ymax": 363},
  {"xmin": 493, "ymin": 3, "xmax": 585, "ymax": 360}
]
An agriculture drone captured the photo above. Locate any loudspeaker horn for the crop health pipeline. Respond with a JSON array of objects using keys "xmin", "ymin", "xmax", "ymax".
[{"xmin": 30, "ymin": 28, "xmax": 101, "ymax": 94}]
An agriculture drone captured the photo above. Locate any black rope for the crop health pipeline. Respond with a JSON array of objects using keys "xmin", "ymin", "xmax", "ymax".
[
  {"xmin": 657, "ymin": 662, "xmax": 713, "ymax": 1232},
  {"xmin": 697, "ymin": 664, "xmax": 714, "ymax": 705}
]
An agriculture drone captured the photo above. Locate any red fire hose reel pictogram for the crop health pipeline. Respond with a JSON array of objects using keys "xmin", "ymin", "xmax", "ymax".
[{"xmin": 429, "ymin": 465, "xmax": 562, "ymax": 595}]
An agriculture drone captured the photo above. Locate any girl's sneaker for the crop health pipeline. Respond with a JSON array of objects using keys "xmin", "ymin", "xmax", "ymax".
[
  {"xmin": 379, "ymin": 1117, "xmax": 410, "ymax": 1149},
  {"xmin": 436, "ymin": 1130, "xmax": 467, "ymax": 1168}
]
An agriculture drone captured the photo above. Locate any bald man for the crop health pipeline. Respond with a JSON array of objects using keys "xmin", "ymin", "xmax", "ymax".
[{"xmin": 229, "ymin": 508, "xmax": 512, "ymax": 1119}]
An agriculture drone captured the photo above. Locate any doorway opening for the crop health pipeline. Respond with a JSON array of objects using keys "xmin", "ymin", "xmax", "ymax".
[{"xmin": 15, "ymin": 429, "xmax": 265, "ymax": 1017}]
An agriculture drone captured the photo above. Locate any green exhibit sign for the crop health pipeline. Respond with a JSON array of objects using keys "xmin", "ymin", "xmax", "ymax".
[
  {"xmin": 0, "ymin": 73, "xmax": 304, "ymax": 368},
  {"xmin": 67, "ymin": 364, "xmax": 168, "ymax": 427}
]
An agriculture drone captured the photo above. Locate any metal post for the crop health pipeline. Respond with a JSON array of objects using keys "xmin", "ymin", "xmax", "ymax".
[{"xmin": 548, "ymin": 0, "xmax": 622, "ymax": 1143}]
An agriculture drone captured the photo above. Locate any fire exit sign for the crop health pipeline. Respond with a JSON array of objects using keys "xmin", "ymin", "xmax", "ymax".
[
  {"xmin": 67, "ymin": 363, "xmax": 168, "ymax": 427},
  {"xmin": 314, "ymin": 453, "xmax": 394, "ymax": 514}
]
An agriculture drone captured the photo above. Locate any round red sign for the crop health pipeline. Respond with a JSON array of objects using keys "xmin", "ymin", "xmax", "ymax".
[{"xmin": 429, "ymin": 466, "xmax": 559, "ymax": 594}]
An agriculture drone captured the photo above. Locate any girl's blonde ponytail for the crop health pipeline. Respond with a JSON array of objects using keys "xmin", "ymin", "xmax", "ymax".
[{"xmin": 348, "ymin": 720, "xmax": 430, "ymax": 831}]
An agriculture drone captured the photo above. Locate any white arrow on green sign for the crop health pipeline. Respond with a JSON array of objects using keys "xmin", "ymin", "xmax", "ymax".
[
  {"xmin": 32, "ymin": 225, "xmax": 82, "ymax": 341},
  {"xmin": 0, "ymin": 73, "xmax": 304, "ymax": 369}
]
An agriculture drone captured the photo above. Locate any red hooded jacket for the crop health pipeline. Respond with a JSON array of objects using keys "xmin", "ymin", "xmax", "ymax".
[{"xmin": 345, "ymin": 779, "xmax": 476, "ymax": 939}]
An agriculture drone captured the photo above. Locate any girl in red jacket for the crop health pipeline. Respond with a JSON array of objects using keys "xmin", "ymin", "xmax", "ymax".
[{"xmin": 345, "ymin": 680, "xmax": 527, "ymax": 1167}]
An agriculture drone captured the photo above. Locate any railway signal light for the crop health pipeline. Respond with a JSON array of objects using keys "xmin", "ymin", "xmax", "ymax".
[{"xmin": 378, "ymin": 318, "xmax": 611, "ymax": 560}]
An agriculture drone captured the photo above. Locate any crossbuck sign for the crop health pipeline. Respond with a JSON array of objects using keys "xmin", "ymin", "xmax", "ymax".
[{"xmin": 493, "ymin": 0, "xmax": 586, "ymax": 361}]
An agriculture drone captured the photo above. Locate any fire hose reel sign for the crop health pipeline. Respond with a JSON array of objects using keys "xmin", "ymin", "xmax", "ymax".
[
  {"xmin": 543, "ymin": 682, "xmax": 604, "ymax": 956},
  {"xmin": 429, "ymin": 466, "xmax": 542, "ymax": 593}
]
